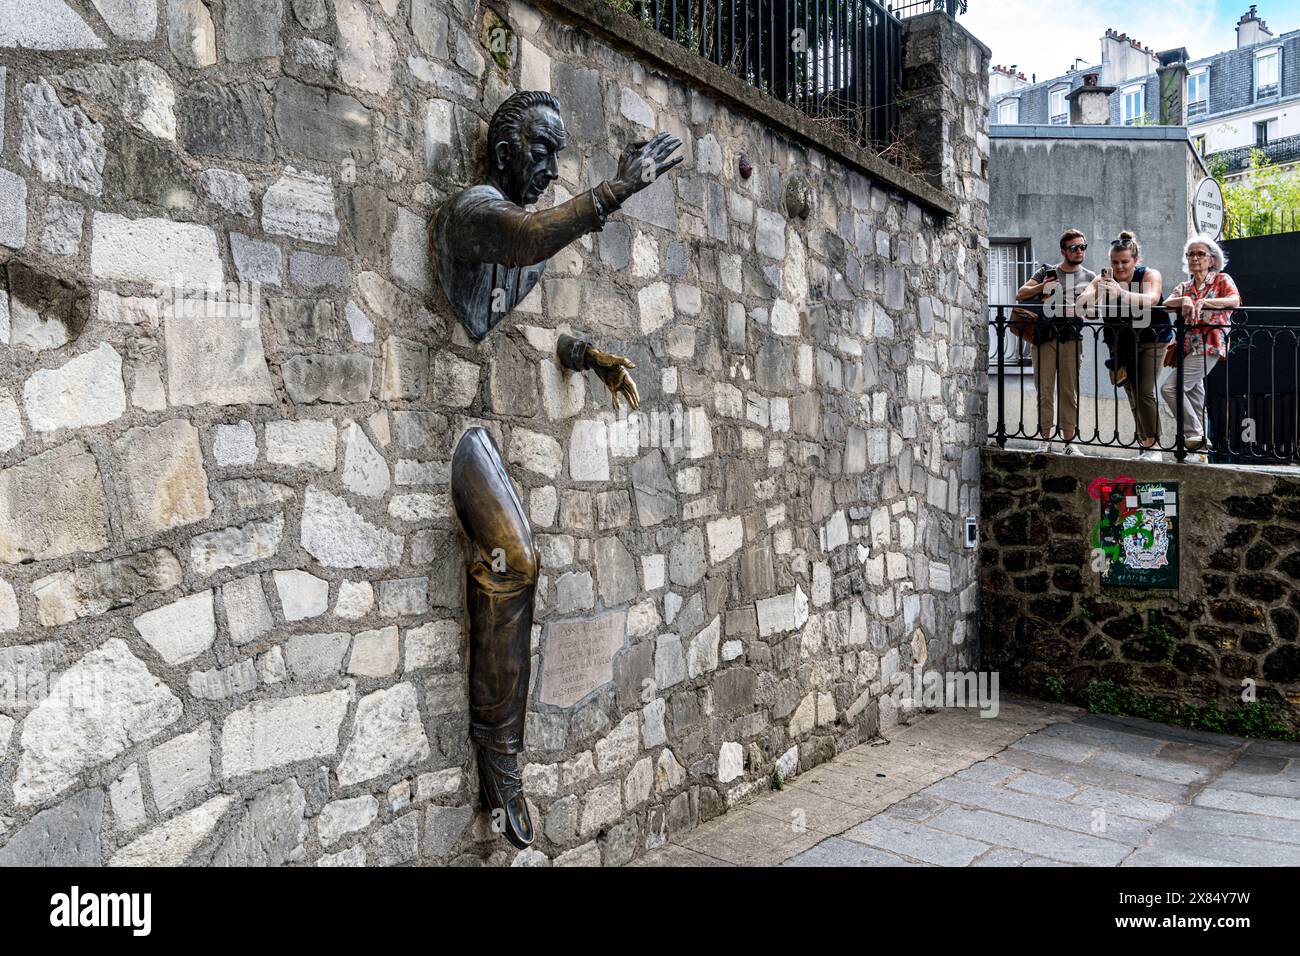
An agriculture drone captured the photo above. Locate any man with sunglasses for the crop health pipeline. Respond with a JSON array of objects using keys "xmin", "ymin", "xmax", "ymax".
[{"xmin": 1016, "ymin": 229, "xmax": 1096, "ymax": 455}]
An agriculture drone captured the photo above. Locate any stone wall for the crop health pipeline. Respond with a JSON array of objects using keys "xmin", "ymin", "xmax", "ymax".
[
  {"xmin": 980, "ymin": 448, "xmax": 1300, "ymax": 735},
  {"xmin": 0, "ymin": 1, "xmax": 988, "ymax": 866}
]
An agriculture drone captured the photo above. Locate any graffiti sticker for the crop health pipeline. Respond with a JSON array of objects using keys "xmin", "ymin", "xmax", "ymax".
[{"xmin": 1095, "ymin": 480, "xmax": 1180, "ymax": 589}]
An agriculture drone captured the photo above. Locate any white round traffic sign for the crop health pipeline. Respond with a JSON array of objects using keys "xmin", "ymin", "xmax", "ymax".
[{"xmin": 1193, "ymin": 177, "xmax": 1224, "ymax": 240}]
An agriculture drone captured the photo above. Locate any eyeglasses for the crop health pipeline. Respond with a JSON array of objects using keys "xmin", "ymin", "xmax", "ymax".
[
  {"xmin": 1186, "ymin": 251, "xmax": 1210, "ymax": 259},
  {"xmin": 1065, "ymin": 243, "xmax": 1088, "ymax": 252}
]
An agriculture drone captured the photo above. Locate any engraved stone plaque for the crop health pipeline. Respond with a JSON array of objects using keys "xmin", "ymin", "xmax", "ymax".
[{"xmin": 539, "ymin": 610, "xmax": 627, "ymax": 708}]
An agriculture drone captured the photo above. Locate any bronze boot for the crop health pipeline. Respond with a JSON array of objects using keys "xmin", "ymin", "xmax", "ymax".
[{"xmin": 477, "ymin": 747, "xmax": 534, "ymax": 849}]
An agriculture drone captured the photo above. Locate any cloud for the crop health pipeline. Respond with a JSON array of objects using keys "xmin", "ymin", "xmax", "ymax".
[{"xmin": 961, "ymin": 0, "xmax": 1241, "ymax": 85}]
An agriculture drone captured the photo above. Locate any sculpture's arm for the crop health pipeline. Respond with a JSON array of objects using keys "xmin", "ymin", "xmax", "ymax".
[
  {"xmin": 557, "ymin": 333, "xmax": 640, "ymax": 412},
  {"xmin": 462, "ymin": 183, "xmax": 622, "ymax": 269}
]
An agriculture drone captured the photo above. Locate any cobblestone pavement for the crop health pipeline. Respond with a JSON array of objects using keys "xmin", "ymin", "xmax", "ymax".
[{"xmin": 634, "ymin": 697, "xmax": 1300, "ymax": 866}]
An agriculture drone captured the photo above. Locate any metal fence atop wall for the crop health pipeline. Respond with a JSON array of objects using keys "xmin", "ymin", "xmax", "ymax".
[
  {"xmin": 631, "ymin": 0, "xmax": 929, "ymax": 147},
  {"xmin": 1224, "ymin": 208, "xmax": 1300, "ymax": 240},
  {"xmin": 987, "ymin": 304, "xmax": 1300, "ymax": 465}
]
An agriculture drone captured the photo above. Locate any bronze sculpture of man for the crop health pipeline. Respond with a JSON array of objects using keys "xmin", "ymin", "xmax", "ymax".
[{"xmin": 432, "ymin": 90, "xmax": 681, "ymax": 848}]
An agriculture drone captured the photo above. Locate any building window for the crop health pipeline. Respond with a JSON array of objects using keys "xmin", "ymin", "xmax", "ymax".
[
  {"xmin": 1049, "ymin": 87, "xmax": 1068, "ymax": 125},
  {"xmin": 1255, "ymin": 119, "xmax": 1276, "ymax": 147},
  {"xmin": 1256, "ymin": 48, "xmax": 1280, "ymax": 99},
  {"xmin": 997, "ymin": 98, "xmax": 1019, "ymax": 124},
  {"xmin": 1186, "ymin": 70, "xmax": 1208, "ymax": 118},
  {"xmin": 987, "ymin": 242, "xmax": 1034, "ymax": 369},
  {"xmin": 1122, "ymin": 86, "xmax": 1145, "ymax": 126},
  {"xmin": 1194, "ymin": 134, "xmax": 1207, "ymax": 155}
]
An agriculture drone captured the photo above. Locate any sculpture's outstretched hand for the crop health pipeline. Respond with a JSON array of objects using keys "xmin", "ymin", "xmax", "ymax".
[
  {"xmin": 611, "ymin": 132, "xmax": 684, "ymax": 203},
  {"xmin": 587, "ymin": 347, "xmax": 640, "ymax": 412}
]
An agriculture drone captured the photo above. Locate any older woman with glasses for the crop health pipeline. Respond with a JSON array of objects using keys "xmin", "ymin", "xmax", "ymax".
[{"xmin": 1160, "ymin": 234, "xmax": 1241, "ymax": 459}]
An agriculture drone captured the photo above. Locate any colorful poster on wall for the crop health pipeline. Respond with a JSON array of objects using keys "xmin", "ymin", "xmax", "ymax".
[{"xmin": 1097, "ymin": 480, "xmax": 1179, "ymax": 588}]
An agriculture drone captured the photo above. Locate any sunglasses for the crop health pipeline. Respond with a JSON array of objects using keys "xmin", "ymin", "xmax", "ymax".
[{"xmin": 1065, "ymin": 243, "xmax": 1088, "ymax": 252}]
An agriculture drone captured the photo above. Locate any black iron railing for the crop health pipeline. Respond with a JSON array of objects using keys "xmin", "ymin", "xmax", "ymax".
[
  {"xmin": 631, "ymin": 0, "xmax": 909, "ymax": 147},
  {"xmin": 888, "ymin": 0, "xmax": 966, "ymax": 16},
  {"xmin": 987, "ymin": 304, "xmax": 1300, "ymax": 465},
  {"xmin": 1224, "ymin": 207, "xmax": 1300, "ymax": 240},
  {"xmin": 1208, "ymin": 133, "xmax": 1300, "ymax": 175}
]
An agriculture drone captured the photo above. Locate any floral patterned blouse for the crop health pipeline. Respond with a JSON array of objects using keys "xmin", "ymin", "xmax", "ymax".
[{"xmin": 1169, "ymin": 272, "xmax": 1239, "ymax": 360}]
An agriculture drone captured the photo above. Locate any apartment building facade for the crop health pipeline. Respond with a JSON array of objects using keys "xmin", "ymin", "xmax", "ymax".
[{"xmin": 990, "ymin": 5, "xmax": 1300, "ymax": 178}]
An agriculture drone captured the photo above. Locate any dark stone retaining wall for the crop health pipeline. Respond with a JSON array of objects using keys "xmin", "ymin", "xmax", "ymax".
[{"xmin": 980, "ymin": 448, "xmax": 1300, "ymax": 732}]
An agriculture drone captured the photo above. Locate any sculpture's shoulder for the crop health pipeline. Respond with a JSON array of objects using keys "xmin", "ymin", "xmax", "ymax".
[{"xmin": 442, "ymin": 183, "xmax": 513, "ymax": 221}]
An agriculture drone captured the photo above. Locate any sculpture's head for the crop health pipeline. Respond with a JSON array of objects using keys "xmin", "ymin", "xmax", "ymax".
[{"xmin": 487, "ymin": 91, "xmax": 566, "ymax": 206}]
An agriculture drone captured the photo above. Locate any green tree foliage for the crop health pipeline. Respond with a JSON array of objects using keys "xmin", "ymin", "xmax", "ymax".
[{"xmin": 1219, "ymin": 149, "xmax": 1300, "ymax": 238}]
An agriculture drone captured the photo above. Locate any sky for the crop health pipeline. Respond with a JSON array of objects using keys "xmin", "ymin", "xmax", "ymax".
[{"xmin": 959, "ymin": 0, "xmax": 1297, "ymax": 85}]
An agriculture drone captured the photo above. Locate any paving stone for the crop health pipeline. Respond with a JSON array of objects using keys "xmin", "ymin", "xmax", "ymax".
[
  {"xmin": 1064, "ymin": 786, "xmax": 1178, "ymax": 823},
  {"xmin": 1165, "ymin": 805, "xmax": 1300, "ymax": 846},
  {"xmin": 1193, "ymin": 787, "xmax": 1300, "ymax": 821},
  {"xmin": 924, "ymin": 806, "xmax": 1134, "ymax": 865},
  {"xmin": 1005, "ymin": 771, "xmax": 1078, "ymax": 800},
  {"xmin": 1144, "ymin": 823, "xmax": 1300, "ymax": 866},
  {"xmin": 846, "ymin": 815, "xmax": 991, "ymax": 866},
  {"xmin": 1089, "ymin": 749, "xmax": 1215, "ymax": 786},
  {"xmin": 782, "ymin": 836, "xmax": 927, "ymax": 867},
  {"xmin": 920, "ymin": 780, "xmax": 1154, "ymax": 853}
]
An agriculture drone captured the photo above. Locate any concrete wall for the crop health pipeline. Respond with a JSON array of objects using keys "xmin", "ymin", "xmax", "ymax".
[
  {"xmin": 980, "ymin": 448, "xmax": 1300, "ymax": 735},
  {"xmin": 0, "ymin": 2, "xmax": 988, "ymax": 866}
]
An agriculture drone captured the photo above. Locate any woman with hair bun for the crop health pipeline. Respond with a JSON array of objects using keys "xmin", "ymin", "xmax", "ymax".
[
  {"xmin": 1078, "ymin": 231, "xmax": 1165, "ymax": 461},
  {"xmin": 1159, "ymin": 234, "xmax": 1241, "ymax": 460}
]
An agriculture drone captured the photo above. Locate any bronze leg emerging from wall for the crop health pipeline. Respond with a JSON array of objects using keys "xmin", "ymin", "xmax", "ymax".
[{"xmin": 451, "ymin": 426, "xmax": 538, "ymax": 849}]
